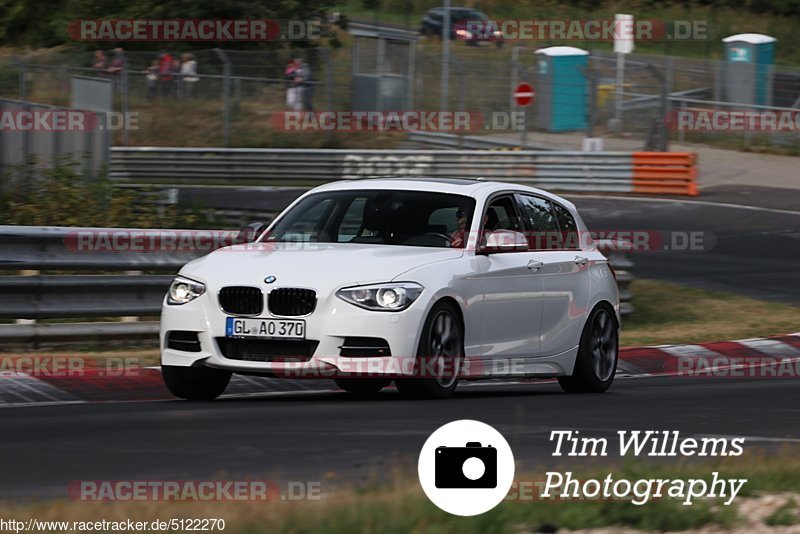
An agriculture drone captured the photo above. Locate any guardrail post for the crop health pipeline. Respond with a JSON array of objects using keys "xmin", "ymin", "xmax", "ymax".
[
  {"xmin": 121, "ymin": 270, "xmax": 143, "ymax": 323},
  {"xmin": 595, "ymin": 241, "xmax": 635, "ymax": 316},
  {"xmin": 14, "ymin": 270, "xmax": 38, "ymax": 326}
]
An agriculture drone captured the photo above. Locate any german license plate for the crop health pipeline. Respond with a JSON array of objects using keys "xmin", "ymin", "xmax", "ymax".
[{"xmin": 225, "ymin": 317, "xmax": 305, "ymax": 339}]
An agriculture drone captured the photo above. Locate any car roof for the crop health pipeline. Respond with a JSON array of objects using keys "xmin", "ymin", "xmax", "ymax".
[{"xmin": 310, "ymin": 177, "xmax": 576, "ymax": 209}]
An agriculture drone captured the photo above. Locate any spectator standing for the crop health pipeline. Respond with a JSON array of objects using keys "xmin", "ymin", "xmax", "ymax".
[
  {"xmin": 171, "ymin": 58, "xmax": 181, "ymax": 97},
  {"xmin": 297, "ymin": 59, "xmax": 315, "ymax": 112},
  {"xmin": 158, "ymin": 51, "xmax": 174, "ymax": 97},
  {"xmin": 107, "ymin": 47, "xmax": 126, "ymax": 94},
  {"xmin": 284, "ymin": 58, "xmax": 302, "ymax": 111},
  {"xmin": 145, "ymin": 59, "xmax": 160, "ymax": 100},
  {"xmin": 180, "ymin": 53, "xmax": 199, "ymax": 98},
  {"xmin": 93, "ymin": 50, "xmax": 107, "ymax": 73}
]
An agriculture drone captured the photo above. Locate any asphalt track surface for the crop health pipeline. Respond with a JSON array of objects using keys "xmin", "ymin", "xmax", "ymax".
[
  {"xmin": 1, "ymin": 375, "xmax": 798, "ymax": 498},
  {"xmin": 571, "ymin": 185, "xmax": 800, "ymax": 305},
  {"xmin": 1, "ymin": 186, "xmax": 798, "ymax": 499}
]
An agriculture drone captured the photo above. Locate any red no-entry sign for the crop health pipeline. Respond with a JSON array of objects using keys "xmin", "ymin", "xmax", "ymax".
[{"xmin": 514, "ymin": 83, "xmax": 535, "ymax": 106}]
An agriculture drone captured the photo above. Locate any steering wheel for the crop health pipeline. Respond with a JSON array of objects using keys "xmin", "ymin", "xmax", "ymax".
[{"xmin": 422, "ymin": 232, "xmax": 454, "ymax": 246}]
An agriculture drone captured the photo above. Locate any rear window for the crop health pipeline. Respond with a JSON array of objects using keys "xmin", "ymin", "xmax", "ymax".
[
  {"xmin": 552, "ymin": 203, "xmax": 581, "ymax": 250},
  {"xmin": 517, "ymin": 194, "xmax": 559, "ymax": 250}
]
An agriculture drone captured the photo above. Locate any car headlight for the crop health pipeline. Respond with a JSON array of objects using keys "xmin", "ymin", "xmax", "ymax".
[
  {"xmin": 336, "ymin": 282, "xmax": 423, "ymax": 312},
  {"xmin": 168, "ymin": 275, "xmax": 206, "ymax": 305}
]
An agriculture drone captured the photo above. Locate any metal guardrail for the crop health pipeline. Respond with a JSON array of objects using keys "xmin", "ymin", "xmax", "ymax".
[
  {"xmin": 0, "ymin": 275, "xmax": 172, "ymax": 319},
  {"xmin": 595, "ymin": 239, "xmax": 635, "ymax": 317},
  {"xmin": 0, "ymin": 225, "xmax": 634, "ymax": 343},
  {"xmin": 0, "ymin": 225, "xmax": 204, "ymax": 271},
  {"xmin": 110, "ymin": 147, "xmax": 696, "ymax": 195},
  {"xmin": 405, "ymin": 131, "xmax": 553, "ymax": 150}
]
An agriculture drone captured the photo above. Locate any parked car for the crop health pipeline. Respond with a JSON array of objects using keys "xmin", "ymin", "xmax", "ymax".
[
  {"xmin": 420, "ymin": 7, "xmax": 503, "ymax": 46},
  {"xmin": 160, "ymin": 178, "xmax": 619, "ymax": 400}
]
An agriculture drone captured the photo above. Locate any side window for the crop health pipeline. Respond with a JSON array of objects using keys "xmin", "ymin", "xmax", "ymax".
[
  {"xmin": 483, "ymin": 196, "xmax": 523, "ymax": 234},
  {"xmin": 552, "ymin": 202, "xmax": 581, "ymax": 250},
  {"xmin": 517, "ymin": 195, "xmax": 560, "ymax": 250},
  {"xmin": 479, "ymin": 195, "xmax": 523, "ymax": 250}
]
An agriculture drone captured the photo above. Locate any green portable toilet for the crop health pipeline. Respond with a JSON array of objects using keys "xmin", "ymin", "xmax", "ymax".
[
  {"xmin": 534, "ymin": 46, "xmax": 588, "ymax": 132},
  {"xmin": 722, "ymin": 33, "xmax": 775, "ymax": 106}
]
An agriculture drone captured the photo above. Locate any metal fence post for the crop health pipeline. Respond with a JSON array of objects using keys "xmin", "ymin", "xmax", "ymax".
[
  {"xmin": 122, "ymin": 65, "xmax": 130, "ymax": 146},
  {"xmin": 586, "ymin": 67, "xmax": 597, "ymax": 139},
  {"xmin": 16, "ymin": 57, "xmax": 28, "ymax": 100},
  {"xmin": 321, "ymin": 48, "xmax": 333, "ymax": 111},
  {"xmin": 451, "ymin": 56, "xmax": 465, "ymax": 148},
  {"xmin": 511, "ymin": 46, "xmax": 520, "ymax": 116},
  {"xmin": 213, "ymin": 48, "xmax": 231, "ymax": 147},
  {"xmin": 441, "ymin": 0, "xmax": 451, "ymax": 113},
  {"xmin": 662, "ymin": 56, "xmax": 672, "ymax": 151}
]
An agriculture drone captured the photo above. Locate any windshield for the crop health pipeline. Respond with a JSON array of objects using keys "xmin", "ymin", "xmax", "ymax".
[
  {"xmin": 451, "ymin": 9, "xmax": 487, "ymax": 21},
  {"xmin": 265, "ymin": 189, "xmax": 476, "ymax": 248}
]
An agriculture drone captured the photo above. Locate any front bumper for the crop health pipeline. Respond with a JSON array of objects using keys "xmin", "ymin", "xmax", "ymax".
[{"xmin": 160, "ymin": 290, "xmax": 429, "ymax": 377}]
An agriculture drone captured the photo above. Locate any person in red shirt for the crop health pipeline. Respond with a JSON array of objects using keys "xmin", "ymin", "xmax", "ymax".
[{"xmin": 158, "ymin": 51, "xmax": 173, "ymax": 97}]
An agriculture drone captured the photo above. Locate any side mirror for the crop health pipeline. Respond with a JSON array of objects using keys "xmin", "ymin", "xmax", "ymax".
[
  {"xmin": 483, "ymin": 230, "xmax": 529, "ymax": 253},
  {"xmin": 236, "ymin": 222, "xmax": 266, "ymax": 244}
]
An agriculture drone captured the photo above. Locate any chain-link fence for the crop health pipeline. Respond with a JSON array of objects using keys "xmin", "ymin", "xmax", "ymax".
[
  {"xmin": 0, "ymin": 47, "xmax": 350, "ymax": 148},
  {"xmin": 3, "ymin": 41, "xmax": 800, "ymax": 151}
]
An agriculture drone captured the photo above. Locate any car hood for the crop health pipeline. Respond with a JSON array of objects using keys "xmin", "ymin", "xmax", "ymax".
[{"xmin": 180, "ymin": 242, "xmax": 463, "ymax": 292}]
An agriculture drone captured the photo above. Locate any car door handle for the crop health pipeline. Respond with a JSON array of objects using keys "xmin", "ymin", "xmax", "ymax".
[
  {"xmin": 527, "ymin": 260, "xmax": 544, "ymax": 271},
  {"xmin": 574, "ymin": 256, "xmax": 589, "ymax": 266}
]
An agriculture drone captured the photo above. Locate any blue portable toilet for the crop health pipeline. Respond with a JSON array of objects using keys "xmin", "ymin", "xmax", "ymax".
[
  {"xmin": 534, "ymin": 46, "xmax": 588, "ymax": 132},
  {"xmin": 722, "ymin": 33, "xmax": 775, "ymax": 106}
]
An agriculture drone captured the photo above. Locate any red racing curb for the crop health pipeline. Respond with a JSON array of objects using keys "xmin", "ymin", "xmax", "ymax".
[{"xmin": 2, "ymin": 333, "xmax": 799, "ymax": 405}]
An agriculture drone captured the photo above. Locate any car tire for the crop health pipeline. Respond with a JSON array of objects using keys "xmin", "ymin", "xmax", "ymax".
[
  {"xmin": 396, "ymin": 301, "xmax": 464, "ymax": 400},
  {"xmin": 558, "ymin": 304, "xmax": 618, "ymax": 393},
  {"xmin": 162, "ymin": 365, "xmax": 232, "ymax": 400},
  {"xmin": 334, "ymin": 378, "xmax": 390, "ymax": 396}
]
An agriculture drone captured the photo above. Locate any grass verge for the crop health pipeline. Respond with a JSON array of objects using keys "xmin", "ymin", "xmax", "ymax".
[
  {"xmin": 621, "ymin": 279, "xmax": 800, "ymax": 347},
  {"xmin": 4, "ymin": 450, "xmax": 800, "ymax": 532}
]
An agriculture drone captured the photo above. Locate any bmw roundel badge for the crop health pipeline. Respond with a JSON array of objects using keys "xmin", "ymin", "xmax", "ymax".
[{"xmin": 264, "ymin": 276, "xmax": 277, "ymax": 284}]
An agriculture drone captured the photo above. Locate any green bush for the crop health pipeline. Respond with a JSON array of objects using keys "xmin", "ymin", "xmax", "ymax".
[{"xmin": 0, "ymin": 160, "xmax": 209, "ymax": 228}]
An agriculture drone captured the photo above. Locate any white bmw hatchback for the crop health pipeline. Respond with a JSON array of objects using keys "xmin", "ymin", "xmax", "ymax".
[{"xmin": 160, "ymin": 178, "xmax": 619, "ymax": 400}]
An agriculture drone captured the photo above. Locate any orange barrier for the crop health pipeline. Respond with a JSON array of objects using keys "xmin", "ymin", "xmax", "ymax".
[{"xmin": 632, "ymin": 152, "xmax": 698, "ymax": 196}]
